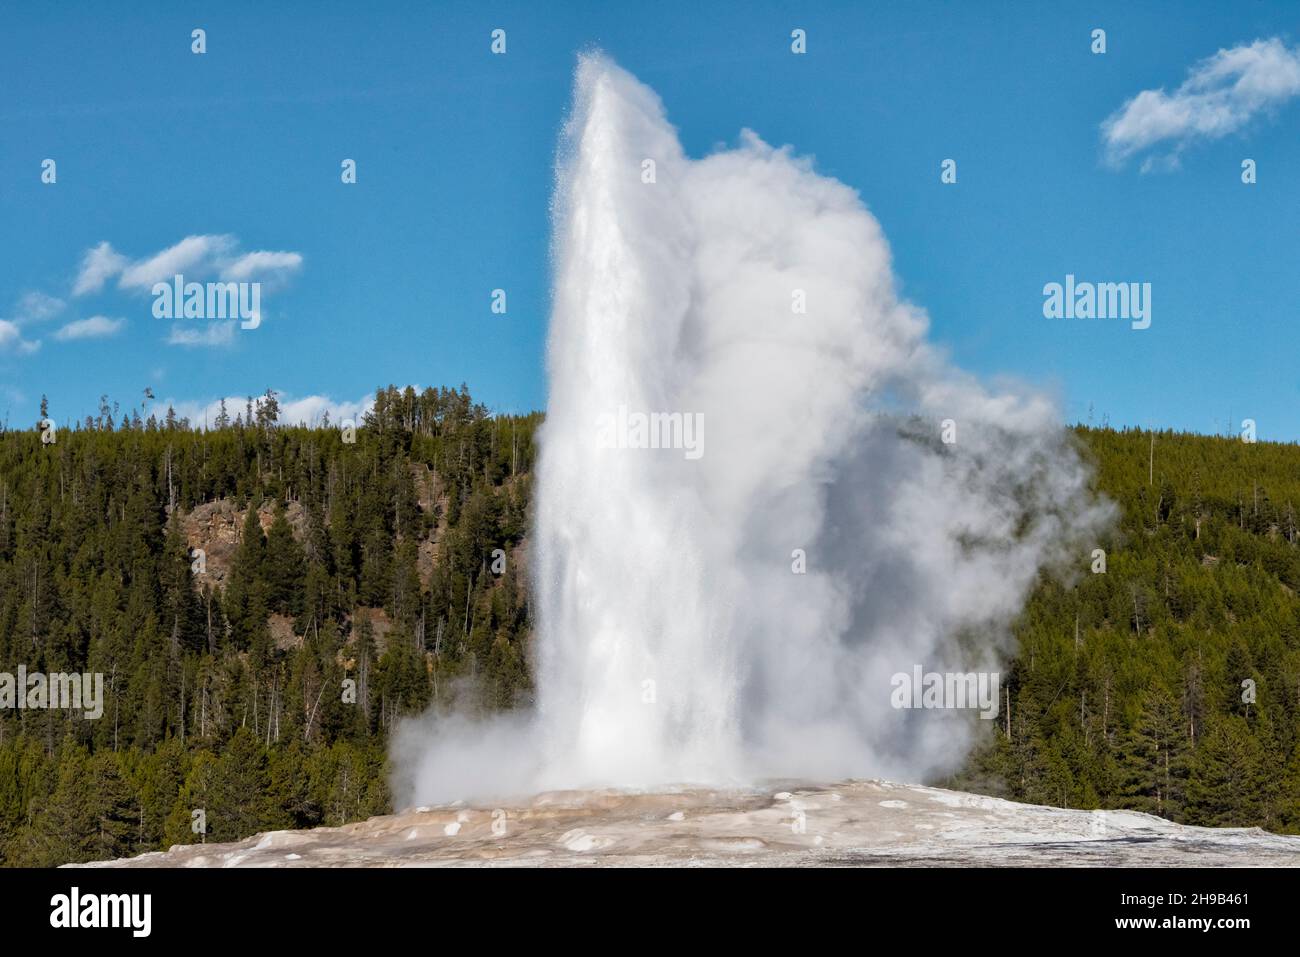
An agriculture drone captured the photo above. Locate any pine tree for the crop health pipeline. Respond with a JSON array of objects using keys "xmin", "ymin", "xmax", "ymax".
[
  {"xmin": 1116, "ymin": 687, "xmax": 1187, "ymax": 818},
  {"xmin": 136, "ymin": 737, "xmax": 187, "ymax": 852},
  {"xmin": 203, "ymin": 727, "xmax": 286, "ymax": 841},
  {"xmin": 1185, "ymin": 716, "xmax": 1268, "ymax": 826},
  {"xmin": 86, "ymin": 752, "xmax": 137, "ymax": 860},
  {"xmin": 224, "ymin": 503, "xmax": 268, "ymax": 649},
  {"xmin": 264, "ymin": 501, "xmax": 305, "ymax": 617}
]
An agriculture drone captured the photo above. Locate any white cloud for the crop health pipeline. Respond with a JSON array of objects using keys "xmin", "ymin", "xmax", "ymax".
[
  {"xmin": 0, "ymin": 319, "xmax": 40, "ymax": 355},
  {"xmin": 277, "ymin": 392, "xmax": 374, "ymax": 427},
  {"xmin": 15, "ymin": 291, "xmax": 65, "ymax": 323},
  {"xmin": 118, "ymin": 234, "xmax": 237, "ymax": 290},
  {"xmin": 54, "ymin": 315, "xmax": 125, "ymax": 341},
  {"xmin": 221, "ymin": 250, "xmax": 303, "ymax": 283},
  {"xmin": 72, "ymin": 242, "xmax": 129, "ymax": 296},
  {"xmin": 1102, "ymin": 38, "xmax": 1300, "ymax": 170},
  {"xmin": 167, "ymin": 321, "xmax": 236, "ymax": 348},
  {"xmin": 148, "ymin": 390, "xmax": 374, "ymax": 429},
  {"xmin": 71, "ymin": 235, "xmax": 305, "ymax": 296}
]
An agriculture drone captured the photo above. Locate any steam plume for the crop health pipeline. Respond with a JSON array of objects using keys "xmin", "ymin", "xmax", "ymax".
[{"xmin": 392, "ymin": 54, "xmax": 1111, "ymax": 804}]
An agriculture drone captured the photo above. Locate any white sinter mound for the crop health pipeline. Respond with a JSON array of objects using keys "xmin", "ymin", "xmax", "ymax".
[{"xmin": 90, "ymin": 780, "xmax": 1300, "ymax": 868}]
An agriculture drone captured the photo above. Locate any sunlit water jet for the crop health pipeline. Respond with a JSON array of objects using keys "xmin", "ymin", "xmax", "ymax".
[{"xmin": 392, "ymin": 54, "xmax": 1111, "ymax": 805}]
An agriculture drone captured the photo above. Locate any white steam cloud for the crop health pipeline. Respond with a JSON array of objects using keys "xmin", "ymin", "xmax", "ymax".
[{"xmin": 392, "ymin": 54, "xmax": 1112, "ymax": 805}]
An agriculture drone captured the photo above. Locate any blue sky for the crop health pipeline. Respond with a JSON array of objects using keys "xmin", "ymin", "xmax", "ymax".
[{"xmin": 2, "ymin": 1, "xmax": 1298, "ymax": 437}]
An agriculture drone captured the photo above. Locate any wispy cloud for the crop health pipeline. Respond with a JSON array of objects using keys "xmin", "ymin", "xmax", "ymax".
[
  {"xmin": 1102, "ymin": 38, "xmax": 1300, "ymax": 171},
  {"xmin": 0, "ymin": 320, "xmax": 40, "ymax": 355},
  {"xmin": 15, "ymin": 291, "xmax": 66, "ymax": 324},
  {"xmin": 54, "ymin": 315, "xmax": 125, "ymax": 341},
  {"xmin": 167, "ymin": 321, "xmax": 236, "ymax": 348},
  {"xmin": 118, "ymin": 235, "xmax": 237, "ymax": 290},
  {"xmin": 72, "ymin": 234, "xmax": 304, "ymax": 295},
  {"xmin": 72, "ymin": 241, "xmax": 129, "ymax": 296},
  {"xmin": 222, "ymin": 250, "xmax": 304, "ymax": 283}
]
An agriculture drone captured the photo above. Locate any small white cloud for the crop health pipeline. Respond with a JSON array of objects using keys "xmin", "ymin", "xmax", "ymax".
[
  {"xmin": 119, "ymin": 235, "xmax": 237, "ymax": 290},
  {"xmin": 15, "ymin": 291, "xmax": 65, "ymax": 323},
  {"xmin": 221, "ymin": 250, "xmax": 303, "ymax": 283},
  {"xmin": 54, "ymin": 315, "xmax": 125, "ymax": 341},
  {"xmin": 1102, "ymin": 37, "xmax": 1300, "ymax": 169},
  {"xmin": 148, "ymin": 391, "xmax": 374, "ymax": 429},
  {"xmin": 72, "ymin": 241, "xmax": 129, "ymax": 296},
  {"xmin": 167, "ymin": 321, "xmax": 236, "ymax": 348},
  {"xmin": 277, "ymin": 392, "xmax": 373, "ymax": 427},
  {"xmin": 0, "ymin": 319, "xmax": 40, "ymax": 355},
  {"xmin": 71, "ymin": 235, "xmax": 305, "ymax": 298}
]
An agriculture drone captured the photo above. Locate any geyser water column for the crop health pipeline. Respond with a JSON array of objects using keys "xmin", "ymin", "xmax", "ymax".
[
  {"xmin": 534, "ymin": 55, "xmax": 743, "ymax": 788},
  {"xmin": 391, "ymin": 54, "xmax": 1110, "ymax": 805}
]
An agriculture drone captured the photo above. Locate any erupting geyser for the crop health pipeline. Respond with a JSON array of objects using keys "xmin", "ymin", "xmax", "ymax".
[{"xmin": 391, "ymin": 54, "xmax": 1111, "ymax": 805}]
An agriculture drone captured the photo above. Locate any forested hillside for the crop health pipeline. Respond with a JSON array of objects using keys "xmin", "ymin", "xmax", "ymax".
[
  {"xmin": 958, "ymin": 427, "xmax": 1300, "ymax": 830},
  {"xmin": 0, "ymin": 385, "xmax": 539, "ymax": 865},
  {"xmin": 2, "ymin": 399, "xmax": 1299, "ymax": 865}
]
